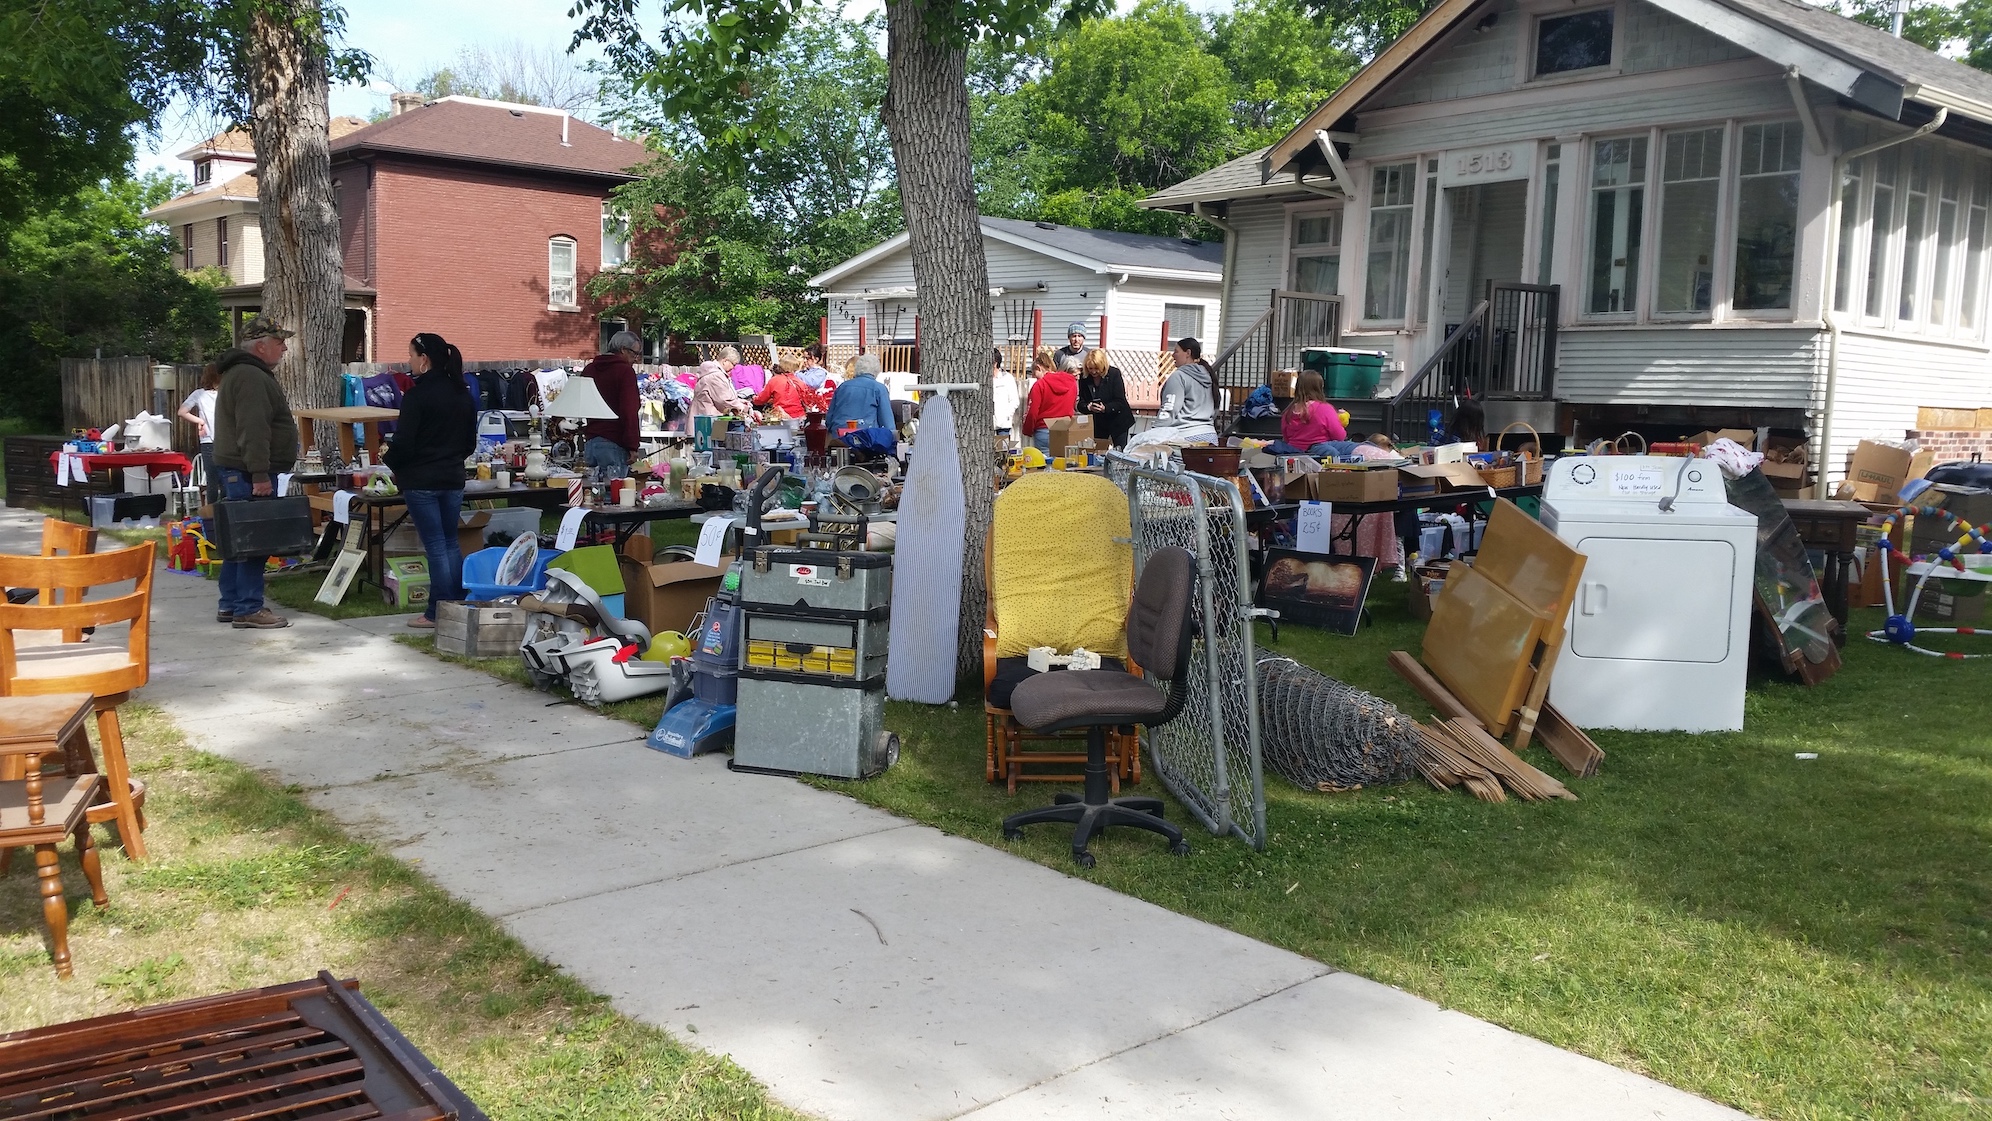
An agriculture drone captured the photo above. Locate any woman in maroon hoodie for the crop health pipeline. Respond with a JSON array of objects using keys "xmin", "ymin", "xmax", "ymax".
[{"xmin": 1022, "ymin": 345, "xmax": 1077, "ymax": 453}]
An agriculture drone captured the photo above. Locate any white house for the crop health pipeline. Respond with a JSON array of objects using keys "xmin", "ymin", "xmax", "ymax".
[
  {"xmin": 809, "ymin": 216, "xmax": 1224, "ymax": 400},
  {"xmin": 1142, "ymin": 0, "xmax": 1992, "ymax": 491}
]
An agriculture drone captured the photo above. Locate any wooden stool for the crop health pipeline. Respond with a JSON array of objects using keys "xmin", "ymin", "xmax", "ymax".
[{"xmin": 0, "ymin": 693, "xmax": 109, "ymax": 978}]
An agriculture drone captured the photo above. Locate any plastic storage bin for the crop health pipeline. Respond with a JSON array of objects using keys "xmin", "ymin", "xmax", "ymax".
[
  {"xmin": 461, "ymin": 545, "xmax": 562, "ymax": 601},
  {"xmin": 1300, "ymin": 347, "xmax": 1388, "ymax": 398}
]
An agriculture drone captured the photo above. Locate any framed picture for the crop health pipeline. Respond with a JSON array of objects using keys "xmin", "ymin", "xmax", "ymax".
[{"xmin": 1257, "ymin": 549, "xmax": 1377, "ymax": 635}]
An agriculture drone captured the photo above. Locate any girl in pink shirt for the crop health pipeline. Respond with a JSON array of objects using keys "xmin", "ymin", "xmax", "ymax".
[{"xmin": 1270, "ymin": 371, "xmax": 1354, "ymax": 458}]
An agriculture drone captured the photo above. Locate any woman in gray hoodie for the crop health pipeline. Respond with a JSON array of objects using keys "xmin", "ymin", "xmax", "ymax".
[{"xmin": 1129, "ymin": 337, "xmax": 1219, "ymax": 452}]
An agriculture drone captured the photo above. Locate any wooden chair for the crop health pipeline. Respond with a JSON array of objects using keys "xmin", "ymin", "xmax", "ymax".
[
  {"xmin": 982, "ymin": 475, "xmax": 1140, "ymax": 794},
  {"xmin": 0, "ymin": 695, "xmax": 109, "ymax": 978},
  {"xmin": 0, "ymin": 542, "xmax": 155, "ymax": 860},
  {"xmin": 9, "ymin": 518, "xmax": 102, "ymax": 648}
]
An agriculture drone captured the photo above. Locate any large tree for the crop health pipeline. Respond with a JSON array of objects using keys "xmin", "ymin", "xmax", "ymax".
[{"xmin": 576, "ymin": 0, "xmax": 1108, "ymax": 678}]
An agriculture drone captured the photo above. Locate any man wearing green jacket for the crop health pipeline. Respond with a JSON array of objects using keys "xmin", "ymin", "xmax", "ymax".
[{"xmin": 212, "ymin": 315, "xmax": 299, "ymax": 629}]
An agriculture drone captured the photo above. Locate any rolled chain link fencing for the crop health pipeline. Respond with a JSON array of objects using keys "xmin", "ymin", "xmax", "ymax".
[
  {"xmin": 1254, "ymin": 655, "xmax": 1419, "ymax": 790},
  {"xmin": 1108, "ymin": 454, "xmax": 1267, "ymax": 850}
]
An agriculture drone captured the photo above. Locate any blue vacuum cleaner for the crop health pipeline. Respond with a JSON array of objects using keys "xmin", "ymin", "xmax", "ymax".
[{"xmin": 647, "ymin": 578, "xmax": 743, "ymax": 757}]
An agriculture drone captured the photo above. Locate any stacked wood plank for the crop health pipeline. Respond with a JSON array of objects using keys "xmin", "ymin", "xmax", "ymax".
[{"xmin": 1412, "ymin": 719, "xmax": 1577, "ymax": 802}]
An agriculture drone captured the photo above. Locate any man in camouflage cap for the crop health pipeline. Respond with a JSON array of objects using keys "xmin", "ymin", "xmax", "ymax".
[{"xmin": 212, "ymin": 314, "xmax": 299, "ymax": 629}]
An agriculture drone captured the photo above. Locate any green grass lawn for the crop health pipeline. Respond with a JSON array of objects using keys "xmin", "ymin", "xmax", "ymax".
[
  {"xmin": 0, "ymin": 705, "xmax": 803, "ymax": 1120},
  {"xmin": 279, "ymin": 524, "xmax": 1991, "ymax": 1120}
]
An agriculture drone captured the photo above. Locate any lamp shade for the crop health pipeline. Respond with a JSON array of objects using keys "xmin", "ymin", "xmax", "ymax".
[{"xmin": 546, "ymin": 375, "xmax": 618, "ymax": 420}]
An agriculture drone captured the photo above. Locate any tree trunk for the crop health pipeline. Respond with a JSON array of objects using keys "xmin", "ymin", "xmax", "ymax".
[
  {"xmin": 245, "ymin": 1, "xmax": 344, "ymax": 426},
  {"xmin": 883, "ymin": 0, "xmax": 994, "ymax": 682}
]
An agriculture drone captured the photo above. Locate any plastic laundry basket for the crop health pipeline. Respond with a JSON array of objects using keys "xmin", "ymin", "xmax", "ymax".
[{"xmin": 462, "ymin": 545, "xmax": 562, "ymax": 601}]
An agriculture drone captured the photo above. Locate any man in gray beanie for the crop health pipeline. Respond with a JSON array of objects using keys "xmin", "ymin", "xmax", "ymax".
[
  {"xmin": 578, "ymin": 329, "xmax": 644, "ymax": 477},
  {"xmin": 1054, "ymin": 322, "xmax": 1090, "ymax": 373}
]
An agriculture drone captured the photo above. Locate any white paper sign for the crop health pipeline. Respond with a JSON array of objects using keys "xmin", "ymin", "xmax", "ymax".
[
  {"xmin": 555, "ymin": 506, "xmax": 590, "ymax": 551},
  {"xmin": 694, "ymin": 515, "xmax": 734, "ymax": 568},
  {"xmin": 1609, "ymin": 466, "xmax": 1664, "ymax": 497},
  {"xmin": 1296, "ymin": 500, "xmax": 1334, "ymax": 554},
  {"xmin": 275, "ymin": 472, "xmax": 294, "ymax": 496},
  {"xmin": 331, "ymin": 491, "xmax": 354, "ymax": 525},
  {"xmin": 56, "ymin": 452, "xmax": 76, "ymax": 487}
]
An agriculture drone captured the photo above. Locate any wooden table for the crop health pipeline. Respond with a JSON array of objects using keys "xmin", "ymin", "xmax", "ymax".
[
  {"xmin": 295, "ymin": 405, "xmax": 400, "ymax": 469},
  {"xmin": 1781, "ymin": 498, "xmax": 1870, "ymax": 645}
]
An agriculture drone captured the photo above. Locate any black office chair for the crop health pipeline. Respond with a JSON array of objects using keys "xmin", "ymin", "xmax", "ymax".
[{"xmin": 1002, "ymin": 546, "xmax": 1196, "ymax": 867}]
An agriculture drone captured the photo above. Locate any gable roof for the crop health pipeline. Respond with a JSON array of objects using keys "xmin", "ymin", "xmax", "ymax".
[
  {"xmin": 1139, "ymin": 147, "xmax": 1342, "ymax": 213},
  {"xmin": 809, "ymin": 216, "xmax": 1223, "ymax": 289},
  {"xmin": 1261, "ymin": 0, "xmax": 1992, "ymax": 180},
  {"xmin": 329, "ymin": 97, "xmax": 643, "ymax": 181},
  {"xmin": 176, "ymin": 117, "xmax": 370, "ymax": 162}
]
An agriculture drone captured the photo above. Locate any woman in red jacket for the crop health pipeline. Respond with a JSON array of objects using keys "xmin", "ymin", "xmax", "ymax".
[
  {"xmin": 1022, "ymin": 345, "xmax": 1077, "ymax": 453},
  {"xmin": 753, "ymin": 356, "xmax": 808, "ymax": 419}
]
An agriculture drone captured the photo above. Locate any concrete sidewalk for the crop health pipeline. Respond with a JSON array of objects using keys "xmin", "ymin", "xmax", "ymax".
[{"xmin": 17, "ymin": 507, "xmax": 1750, "ymax": 1120}]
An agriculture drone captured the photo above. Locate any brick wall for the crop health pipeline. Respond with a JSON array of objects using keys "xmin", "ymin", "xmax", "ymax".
[
  {"xmin": 366, "ymin": 157, "xmax": 613, "ymax": 362},
  {"xmin": 1906, "ymin": 429, "xmax": 1992, "ymax": 463}
]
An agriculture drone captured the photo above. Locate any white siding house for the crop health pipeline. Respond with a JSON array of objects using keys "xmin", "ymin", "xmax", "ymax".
[
  {"xmin": 1142, "ymin": 0, "xmax": 1992, "ymax": 492},
  {"xmin": 808, "ymin": 217, "xmax": 1224, "ymax": 403}
]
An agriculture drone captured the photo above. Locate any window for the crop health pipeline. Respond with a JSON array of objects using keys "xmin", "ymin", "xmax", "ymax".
[
  {"xmin": 1655, "ymin": 127, "xmax": 1723, "ymax": 314},
  {"xmin": 1535, "ymin": 8, "xmax": 1614, "ymax": 78},
  {"xmin": 1899, "ymin": 147, "xmax": 1931, "ymax": 321},
  {"xmin": 1963, "ymin": 162, "xmax": 1989, "ymax": 333},
  {"xmin": 1413, "ymin": 158, "xmax": 1437, "ymax": 324},
  {"xmin": 548, "ymin": 236, "xmax": 578, "ymax": 308},
  {"xmin": 1163, "ymin": 303, "xmax": 1205, "ymax": 339},
  {"xmin": 1586, "ymin": 136, "xmax": 1645, "ymax": 314},
  {"xmin": 1364, "ymin": 162, "xmax": 1416, "ymax": 321},
  {"xmin": 1734, "ymin": 121, "xmax": 1802, "ymax": 311},
  {"xmin": 181, "ymin": 224, "xmax": 194, "ymax": 269},
  {"xmin": 216, "ymin": 217, "xmax": 229, "ymax": 268},
  {"xmin": 601, "ymin": 205, "xmax": 630, "ymax": 268},
  {"xmin": 1291, "ymin": 211, "xmax": 1341, "ymax": 294},
  {"xmin": 1537, "ymin": 144, "xmax": 1561, "ymax": 285},
  {"xmin": 1834, "ymin": 156, "xmax": 1862, "ymax": 313},
  {"xmin": 194, "ymin": 160, "xmax": 212, "ymax": 186},
  {"xmin": 1931, "ymin": 155, "xmax": 1963, "ymax": 325},
  {"xmin": 1864, "ymin": 148, "xmax": 1897, "ymax": 319}
]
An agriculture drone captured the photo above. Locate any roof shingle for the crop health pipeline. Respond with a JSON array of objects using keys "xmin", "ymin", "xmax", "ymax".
[{"xmin": 329, "ymin": 98, "xmax": 643, "ymax": 180}]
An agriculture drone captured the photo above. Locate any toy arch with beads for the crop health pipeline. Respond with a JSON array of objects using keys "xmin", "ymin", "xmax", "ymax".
[{"xmin": 1866, "ymin": 503, "xmax": 1992, "ymax": 659}]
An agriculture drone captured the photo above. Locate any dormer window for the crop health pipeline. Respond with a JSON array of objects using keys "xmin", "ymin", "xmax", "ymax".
[
  {"xmin": 1533, "ymin": 7, "xmax": 1614, "ymax": 78},
  {"xmin": 194, "ymin": 159, "xmax": 213, "ymax": 185}
]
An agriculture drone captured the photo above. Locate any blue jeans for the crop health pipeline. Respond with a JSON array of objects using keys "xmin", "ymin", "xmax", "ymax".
[
  {"xmin": 584, "ymin": 437, "xmax": 629, "ymax": 478},
  {"xmin": 1032, "ymin": 428, "xmax": 1051, "ymax": 453},
  {"xmin": 218, "ymin": 468, "xmax": 267, "ymax": 616},
  {"xmin": 403, "ymin": 488, "xmax": 465, "ymax": 620},
  {"xmin": 1270, "ymin": 439, "xmax": 1358, "ymax": 460}
]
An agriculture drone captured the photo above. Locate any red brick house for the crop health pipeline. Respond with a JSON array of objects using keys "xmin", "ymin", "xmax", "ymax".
[{"xmin": 149, "ymin": 95, "xmax": 646, "ymax": 362}]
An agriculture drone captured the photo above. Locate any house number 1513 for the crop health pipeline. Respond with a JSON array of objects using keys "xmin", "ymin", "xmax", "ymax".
[{"xmin": 1455, "ymin": 150, "xmax": 1514, "ymax": 175}]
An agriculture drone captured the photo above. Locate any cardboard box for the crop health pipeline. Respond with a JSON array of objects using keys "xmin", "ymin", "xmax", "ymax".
[
  {"xmin": 1846, "ymin": 440, "xmax": 1935, "ymax": 503},
  {"xmin": 1270, "ymin": 369, "xmax": 1297, "ymax": 397},
  {"xmin": 457, "ymin": 511, "xmax": 491, "ymax": 559},
  {"xmin": 1310, "ymin": 465, "xmax": 1400, "ymax": 503},
  {"xmin": 1046, "ymin": 415, "xmax": 1095, "ymax": 458},
  {"xmin": 382, "ymin": 556, "xmax": 430, "ymax": 609},
  {"xmin": 1911, "ymin": 485, "xmax": 1992, "ymax": 554},
  {"xmin": 616, "ymin": 552, "xmax": 731, "ymax": 637},
  {"xmin": 1686, "ymin": 428, "xmax": 1757, "ymax": 450},
  {"xmin": 1398, "ymin": 462, "xmax": 1487, "ymax": 497}
]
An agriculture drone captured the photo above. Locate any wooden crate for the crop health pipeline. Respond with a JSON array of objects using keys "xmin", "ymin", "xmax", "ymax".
[{"xmin": 435, "ymin": 600, "xmax": 529, "ymax": 658}]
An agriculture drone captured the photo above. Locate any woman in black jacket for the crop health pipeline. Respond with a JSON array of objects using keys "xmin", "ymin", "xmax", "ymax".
[
  {"xmin": 1077, "ymin": 348, "xmax": 1135, "ymax": 449},
  {"xmin": 384, "ymin": 333, "xmax": 478, "ymax": 629}
]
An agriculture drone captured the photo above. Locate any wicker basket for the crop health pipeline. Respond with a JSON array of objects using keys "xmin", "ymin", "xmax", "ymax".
[{"xmin": 1478, "ymin": 422, "xmax": 1543, "ymax": 488}]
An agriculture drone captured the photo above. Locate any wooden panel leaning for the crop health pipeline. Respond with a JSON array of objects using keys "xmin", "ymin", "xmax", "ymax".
[
  {"xmin": 0, "ymin": 694, "xmax": 109, "ymax": 978},
  {"xmin": 0, "ymin": 542, "xmax": 155, "ymax": 860}
]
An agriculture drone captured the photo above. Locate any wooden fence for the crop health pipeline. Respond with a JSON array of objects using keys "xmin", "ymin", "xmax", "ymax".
[{"xmin": 60, "ymin": 357, "xmax": 210, "ymax": 454}]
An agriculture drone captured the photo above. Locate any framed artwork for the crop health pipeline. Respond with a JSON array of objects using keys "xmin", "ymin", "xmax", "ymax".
[{"xmin": 1257, "ymin": 549, "xmax": 1378, "ymax": 635}]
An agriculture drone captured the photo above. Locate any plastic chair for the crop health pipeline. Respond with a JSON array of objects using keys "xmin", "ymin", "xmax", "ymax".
[
  {"xmin": 1003, "ymin": 547, "xmax": 1196, "ymax": 867},
  {"xmin": 0, "ymin": 542, "xmax": 155, "ymax": 860},
  {"xmin": 461, "ymin": 546, "xmax": 562, "ymax": 601},
  {"xmin": 982, "ymin": 472, "xmax": 1139, "ymax": 794}
]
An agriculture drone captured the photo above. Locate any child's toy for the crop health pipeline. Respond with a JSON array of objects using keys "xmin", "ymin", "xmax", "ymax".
[{"xmin": 1866, "ymin": 502, "xmax": 1992, "ymax": 658}]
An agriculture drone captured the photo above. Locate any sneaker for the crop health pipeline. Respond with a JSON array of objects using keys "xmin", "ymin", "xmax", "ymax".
[
  {"xmin": 407, "ymin": 616, "xmax": 435, "ymax": 629},
  {"xmin": 231, "ymin": 608, "xmax": 290, "ymax": 629},
  {"xmin": 1390, "ymin": 566, "xmax": 1410, "ymax": 583},
  {"xmin": 216, "ymin": 610, "xmax": 233, "ymax": 623}
]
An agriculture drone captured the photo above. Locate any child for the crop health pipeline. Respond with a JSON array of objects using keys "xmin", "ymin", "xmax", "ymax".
[{"xmin": 1269, "ymin": 370, "xmax": 1355, "ymax": 459}]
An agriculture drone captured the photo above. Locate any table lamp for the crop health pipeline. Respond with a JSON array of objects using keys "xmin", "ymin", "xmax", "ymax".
[{"xmin": 546, "ymin": 376, "xmax": 618, "ymax": 420}]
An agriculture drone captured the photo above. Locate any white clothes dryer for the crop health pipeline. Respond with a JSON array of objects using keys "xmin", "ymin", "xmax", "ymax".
[{"xmin": 1540, "ymin": 455, "xmax": 1758, "ymax": 733}]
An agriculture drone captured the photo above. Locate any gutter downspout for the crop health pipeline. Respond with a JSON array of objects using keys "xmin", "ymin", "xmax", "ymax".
[
  {"xmin": 1817, "ymin": 107, "xmax": 1946, "ymax": 496},
  {"xmin": 1195, "ymin": 201, "xmax": 1239, "ymax": 354}
]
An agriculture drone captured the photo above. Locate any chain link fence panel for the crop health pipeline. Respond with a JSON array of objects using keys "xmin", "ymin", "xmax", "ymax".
[{"xmin": 1255, "ymin": 654, "xmax": 1419, "ymax": 791}]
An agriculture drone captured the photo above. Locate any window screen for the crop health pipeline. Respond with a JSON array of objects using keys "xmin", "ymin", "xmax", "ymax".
[
  {"xmin": 549, "ymin": 237, "xmax": 578, "ymax": 307},
  {"xmin": 1655, "ymin": 127, "xmax": 1722, "ymax": 313},
  {"xmin": 1587, "ymin": 137, "xmax": 1646, "ymax": 314},
  {"xmin": 1536, "ymin": 9, "xmax": 1614, "ymax": 78},
  {"xmin": 1734, "ymin": 121, "xmax": 1802, "ymax": 311},
  {"xmin": 1365, "ymin": 162, "xmax": 1416, "ymax": 321}
]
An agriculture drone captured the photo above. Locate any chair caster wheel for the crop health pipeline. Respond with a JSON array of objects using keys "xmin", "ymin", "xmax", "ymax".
[
  {"xmin": 1072, "ymin": 849, "xmax": 1095, "ymax": 869},
  {"xmin": 1003, "ymin": 827, "xmax": 1022, "ymax": 842},
  {"xmin": 1169, "ymin": 840, "xmax": 1191, "ymax": 857}
]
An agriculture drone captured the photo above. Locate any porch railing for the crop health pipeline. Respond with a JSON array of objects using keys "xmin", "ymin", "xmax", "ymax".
[{"xmin": 1381, "ymin": 281, "xmax": 1558, "ymax": 444}]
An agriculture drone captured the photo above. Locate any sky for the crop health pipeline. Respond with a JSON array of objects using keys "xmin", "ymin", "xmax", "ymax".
[{"xmin": 134, "ymin": 0, "xmax": 1178, "ymax": 178}]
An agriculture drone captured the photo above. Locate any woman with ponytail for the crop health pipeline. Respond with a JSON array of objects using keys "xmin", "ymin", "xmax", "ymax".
[{"xmin": 384, "ymin": 332, "xmax": 478, "ymax": 629}]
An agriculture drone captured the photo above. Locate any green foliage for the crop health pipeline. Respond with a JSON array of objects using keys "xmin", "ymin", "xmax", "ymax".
[
  {"xmin": 0, "ymin": 171, "xmax": 228, "ymax": 427},
  {"xmin": 1839, "ymin": 0, "xmax": 1960, "ymax": 53},
  {"xmin": 1299, "ymin": 0, "xmax": 1440, "ymax": 60},
  {"xmin": 590, "ymin": 9, "xmax": 901, "ymax": 340},
  {"xmin": 1209, "ymin": 0, "xmax": 1357, "ymax": 145}
]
